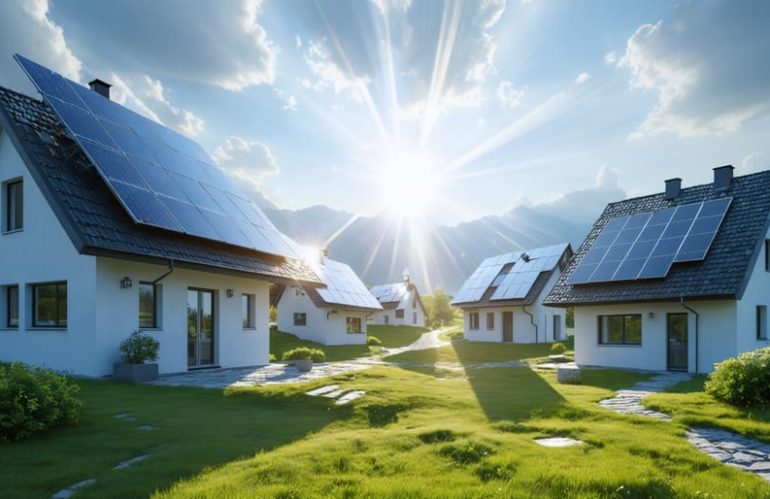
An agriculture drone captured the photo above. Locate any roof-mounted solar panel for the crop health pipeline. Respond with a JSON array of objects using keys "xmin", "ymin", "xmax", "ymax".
[
  {"xmin": 15, "ymin": 54, "xmax": 298, "ymax": 260},
  {"xmin": 314, "ymin": 259, "xmax": 381, "ymax": 310}
]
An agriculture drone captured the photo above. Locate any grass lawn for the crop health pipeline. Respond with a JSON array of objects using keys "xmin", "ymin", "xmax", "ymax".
[
  {"xmin": 367, "ymin": 324, "xmax": 430, "ymax": 348},
  {"xmin": 270, "ymin": 328, "xmax": 371, "ymax": 362}
]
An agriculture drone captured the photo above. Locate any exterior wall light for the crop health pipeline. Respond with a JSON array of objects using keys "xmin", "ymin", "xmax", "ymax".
[
  {"xmin": 226, "ymin": 288, "xmax": 234, "ymax": 298},
  {"xmin": 648, "ymin": 312, "xmax": 655, "ymax": 319},
  {"xmin": 120, "ymin": 276, "xmax": 133, "ymax": 289}
]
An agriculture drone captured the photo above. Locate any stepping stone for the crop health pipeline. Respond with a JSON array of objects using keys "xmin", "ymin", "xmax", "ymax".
[
  {"xmin": 323, "ymin": 389, "xmax": 347, "ymax": 399},
  {"xmin": 114, "ymin": 454, "xmax": 149, "ymax": 470},
  {"xmin": 749, "ymin": 462, "xmax": 770, "ymax": 471},
  {"xmin": 334, "ymin": 391, "xmax": 365, "ymax": 405},
  {"xmin": 52, "ymin": 478, "xmax": 96, "ymax": 498},
  {"xmin": 113, "ymin": 413, "xmax": 135, "ymax": 421},
  {"xmin": 534, "ymin": 437, "xmax": 583, "ymax": 448},
  {"xmin": 137, "ymin": 425, "xmax": 156, "ymax": 432},
  {"xmin": 306, "ymin": 384, "xmax": 340, "ymax": 397}
]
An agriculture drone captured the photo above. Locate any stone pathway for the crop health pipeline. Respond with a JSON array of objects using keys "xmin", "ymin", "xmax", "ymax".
[
  {"xmin": 381, "ymin": 327, "xmax": 452, "ymax": 356},
  {"xmin": 114, "ymin": 454, "xmax": 149, "ymax": 470},
  {"xmin": 52, "ymin": 479, "xmax": 96, "ymax": 499},
  {"xmin": 598, "ymin": 372, "xmax": 692, "ymax": 420},
  {"xmin": 687, "ymin": 428, "xmax": 770, "ymax": 482},
  {"xmin": 306, "ymin": 384, "xmax": 365, "ymax": 405},
  {"xmin": 534, "ymin": 437, "xmax": 584, "ymax": 448}
]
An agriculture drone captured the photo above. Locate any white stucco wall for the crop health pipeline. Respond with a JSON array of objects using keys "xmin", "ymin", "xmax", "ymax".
[
  {"xmin": 735, "ymin": 226, "xmax": 770, "ymax": 359},
  {"xmin": 277, "ymin": 286, "xmax": 368, "ymax": 345},
  {"xmin": 371, "ymin": 286, "xmax": 426, "ymax": 327}
]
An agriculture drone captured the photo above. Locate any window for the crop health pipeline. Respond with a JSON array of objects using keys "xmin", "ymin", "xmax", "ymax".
[
  {"xmin": 32, "ymin": 282, "xmax": 67, "ymax": 328},
  {"xmin": 138, "ymin": 282, "xmax": 159, "ymax": 329},
  {"xmin": 758, "ymin": 306, "xmax": 768, "ymax": 340},
  {"xmin": 413, "ymin": 312, "xmax": 417, "ymax": 324},
  {"xmin": 469, "ymin": 312, "xmax": 479, "ymax": 330},
  {"xmin": 395, "ymin": 309, "xmax": 404, "ymax": 319},
  {"xmin": 486, "ymin": 312, "xmax": 495, "ymax": 331},
  {"xmin": 242, "ymin": 294, "xmax": 256, "ymax": 329},
  {"xmin": 5, "ymin": 180, "xmax": 23, "ymax": 232},
  {"xmin": 346, "ymin": 317, "xmax": 362, "ymax": 334},
  {"xmin": 383, "ymin": 315, "xmax": 389, "ymax": 325},
  {"xmin": 6, "ymin": 285, "xmax": 18, "ymax": 328},
  {"xmin": 598, "ymin": 314, "xmax": 641, "ymax": 345},
  {"xmin": 412, "ymin": 298, "xmax": 417, "ymax": 309},
  {"xmin": 294, "ymin": 313, "xmax": 306, "ymax": 326}
]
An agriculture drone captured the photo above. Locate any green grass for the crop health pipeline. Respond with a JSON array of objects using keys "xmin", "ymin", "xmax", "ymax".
[
  {"xmin": 367, "ymin": 325, "xmax": 430, "ymax": 348},
  {"xmin": 385, "ymin": 338, "xmax": 567, "ymax": 365},
  {"xmin": 270, "ymin": 329, "xmax": 371, "ymax": 362}
]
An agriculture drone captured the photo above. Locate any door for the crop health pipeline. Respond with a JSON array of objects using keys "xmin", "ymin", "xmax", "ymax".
[
  {"xmin": 553, "ymin": 315, "xmax": 562, "ymax": 340},
  {"xmin": 667, "ymin": 313, "xmax": 688, "ymax": 371},
  {"xmin": 188, "ymin": 289, "xmax": 215, "ymax": 368},
  {"xmin": 502, "ymin": 312, "xmax": 513, "ymax": 343}
]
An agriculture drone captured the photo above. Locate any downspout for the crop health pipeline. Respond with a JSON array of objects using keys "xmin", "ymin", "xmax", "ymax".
[
  {"xmin": 523, "ymin": 306, "xmax": 538, "ymax": 343},
  {"xmin": 152, "ymin": 260, "xmax": 175, "ymax": 284},
  {"xmin": 680, "ymin": 297, "xmax": 700, "ymax": 373}
]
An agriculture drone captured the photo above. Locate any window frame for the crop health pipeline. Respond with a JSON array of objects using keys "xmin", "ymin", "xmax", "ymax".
[
  {"xmin": 486, "ymin": 312, "xmax": 495, "ymax": 331},
  {"xmin": 6, "ymin": 284, "xmax": 19, "ymax": 328},
  {"xmin": 395, "ymin": 309, "xmax": 405, "ymax": 319},
  {"xmin": 766, "ymin": 240, "xmax": 770, "ymax": 272},
  {"xmin": 242, "ymin": 293, "xmax": 256, "ymax": 330},
  {"xmin": 4, "ymin": 178, "xmax": 23, "ymax": 234},
  {"xmin": 138, "ymin": 282, "xmax": 159, "ymax": 329},
  {"xmin": 758, "ymin": 305, "xmax": 768, "ymax": 340},
  {"xmin": 469, "ymin": 312, "xmax": 480, "ymax": 330},
  {"xmin": 346, "ymin": 317, "xmax": 362, "ymax": 334},
  {"xmin": 31, "ymin": 281, "xmax": 67, "ymax": 329},
  {"xmin": 597, "ymin": 314, "xmax": 642, "ymax": 346},
  {"xmin": 293, "ymin": 312, "xmax": 307, "ymax": 327}
]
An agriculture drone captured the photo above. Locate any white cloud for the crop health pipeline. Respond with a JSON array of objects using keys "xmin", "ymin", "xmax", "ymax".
[
  {"xmin": 304, "ymin": 38, "xmax": 371, "ymax": 103},
  {"xmin": 0, "ymin": 0, "xmax": 81, "ymax": 93},
  {"xmin": 274, "ymin": 88, "xmax": 298, "ymax": 111},
  {"xmin": 371, "ymin": 0, "xmax": 412, "ymax": 14},
  {"xmin": 575, "ymin": 72, "xmax": 590, "ymax": 85},
  {"xmin": 295, "ymin": 35, "xmax": 303, "ymax": 49},
  {"xmin": 110, "ymin": 74, "xmax": 204, "ymax": 137},
  {"xmin": 741, "ymin": 152, "xmax": 766, "ymax": 173},
  {"xmin": 595, "ymin": 165, "xmax": 620, "ymax": 189},
  {"xmin": 496, "ymin": 81, "xmax": 525, "ymax": 109},
  {"xmin": 214, "ymin": 137, "xmax": 279, "ymax": 180},
  {"xmin": 616, "ymin": 1, "xmax": 770, "ymax": 138},
  {"xmin": 604, "ymin": 51, "xmax": 617, "ymax": 65}
]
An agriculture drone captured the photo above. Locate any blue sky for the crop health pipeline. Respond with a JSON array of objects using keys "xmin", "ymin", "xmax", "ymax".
[{"xmin": 1, "ymin": 0, "xmax": 769, "ymax": 226}]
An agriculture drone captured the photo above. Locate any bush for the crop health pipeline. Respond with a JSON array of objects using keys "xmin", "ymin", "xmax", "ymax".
[
  {"xmin": 367, "ymin": 336, "xmax": 382, "ymax": 346},
  {"xmin": 282, "ymin": 347, "xmax": 325, "ymax": 363},
  {"xmin": 438, "ymin": 441, "xmax": 494, "ymax": 465},
  {"xmin": 705, "ymin": 347, "xmax": 770, "ymax": 406},
  {"xmin": 550, "ymin": 342, "xmax": 567, "ymax": 355},
  {"xmin": 119, "ymin": 330, "xmax": 160, "ymax": 364},
  {"xmin": 0, "ymin": 362, "xmax": 82, "ymax": 441}
]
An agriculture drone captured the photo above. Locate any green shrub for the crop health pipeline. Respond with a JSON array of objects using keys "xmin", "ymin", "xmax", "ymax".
[
  {"xmin": 269, "ymin": 353, "xmax": 277, "ymax": 363},
  {"xmin": 417, "ymin": 429, "xmax": 456, "ymax": 444},
  {"xmin": 438, "ymin": 441, "xmax": 494, "ymax": 465},
  {"xmin": 550, "ymin": 342, "xmax": 566, "ymax": 355},
  {"xmin": 367, "ymin": 336, "xmax": 382, "ymax": 346},
  {"xmin": 0, "ymin": 362, "xmax": 82, "ymax": 442},
  {"xmin": 282, "ymin": 347, "xmax": 325, "ymax": 363},
  {"xmin": 705, "ymin": 347, "xmax": 770, "ymax": 406},
  {"xmin": 120, "ymin": 330, "xmax": 160, "ymax": 364}
]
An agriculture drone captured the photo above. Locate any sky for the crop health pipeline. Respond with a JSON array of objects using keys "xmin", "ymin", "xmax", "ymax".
[{"xmin": 0, "ymin": 0, "xmax": 769, "ymax": 227}]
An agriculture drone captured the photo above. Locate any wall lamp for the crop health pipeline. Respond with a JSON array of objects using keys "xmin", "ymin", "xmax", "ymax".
[
  {"xmin": 648, "ymin": 312, "xmax": 655, "ymax": 319},
  {"xmin": 226, "ymin": 288, "xmax": 235, "ymax": 298},
  {"xmin": 120, "ymin": 276, "xmax": 133, "ymax": 289}
]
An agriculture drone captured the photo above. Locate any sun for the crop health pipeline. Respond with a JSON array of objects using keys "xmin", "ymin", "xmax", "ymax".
[{"xmin": 376, "ymin": 152, "xmax": 442, "ymax": 220}]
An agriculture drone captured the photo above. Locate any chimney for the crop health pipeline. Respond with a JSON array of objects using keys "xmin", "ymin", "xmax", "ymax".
[
  {"xmin": 402, "ymin": 268, "xmax": 411, "ymax": 284},
  {"xmin": 713, "ymin": 165, "xmax": 734, "ymax": 191},
  {"xmin": 88, "ymin": 79, "xmax": 111, "ymax": 99},
  {"xmin": 664, "ymin": 178, "xmax": 681, "ymax": 200},
  {"xmin": 319, "ymin": 248, "xmax": 328, "ymax": 265}
]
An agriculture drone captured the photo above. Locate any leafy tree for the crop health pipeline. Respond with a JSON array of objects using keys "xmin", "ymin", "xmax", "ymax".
[
  {"xmin": 566, "ymin": 307, "xmax": 574, "ymax": 328},
  {"xmin": 269, "ymin": 305, "xmax": 277, "ymax": 323},
  {"xmin": 423, "ymin": 288, "xmax": 458, "ymax": 328}
]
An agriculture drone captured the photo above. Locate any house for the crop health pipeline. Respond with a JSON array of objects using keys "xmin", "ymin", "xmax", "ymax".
[
  {"xmin": 274, "ymin": 253, "xmax": 382, "ymax": 345},
  {"xmin": 451, "ymin": 243, "xmax": 572, "ymax": 343},
  {"xmin": 544, "ymin": 166, "xmax": 770, "ymax": 373},
  {"xmin": 370, "ymin": 269, "xmax": 426, "ymax": 327},
  {"xmin": 0, "ymin": 55, "xmax": 320, "ymax": 377}
]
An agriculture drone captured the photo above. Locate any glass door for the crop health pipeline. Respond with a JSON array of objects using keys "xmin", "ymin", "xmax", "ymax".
[
  {"xmin": 188, "ymin": 289, "xmax": 215, "ymax": 368},
  {"xmin": 667, "ymin": 313, "xmax": 688, "ymax": 371}
]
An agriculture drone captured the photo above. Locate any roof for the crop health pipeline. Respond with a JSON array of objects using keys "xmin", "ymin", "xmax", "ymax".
[
  {"xmin": 0, "ymin": 86, "xmax": 320, "ymax": 284},
  {"xmin": 305, "ymin": 257, "xmax": 382, "ymax": 312},
  {"xmin": 450, "ymin": 243, "xmax": 571, "ymax": 309},
  {"xmin": 545, "ymin": 170, "xmax": 770, "ymax": 306},
  {"xmin": 370, "ymin": 282, "xmax": 425, "ymax": 311}
]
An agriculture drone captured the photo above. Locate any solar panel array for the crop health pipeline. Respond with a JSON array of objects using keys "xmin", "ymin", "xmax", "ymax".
[
  {"xmin": 451, "ymin": 243, "xmax": 568, "ymax": 304},
  {"xmin": 313, "ymin": 259, "xmax": 382, "ymax": 310},
  {"xmin": 568, "ymin": 198, "xmax": 732, "ymax": 285},
  {"xmin": 15, "ymin": 55, "xmax": 297, "ymax": 259},
  {"xmin": 370, "ymin": 283, "xmax": 409, "ymax": 304}
]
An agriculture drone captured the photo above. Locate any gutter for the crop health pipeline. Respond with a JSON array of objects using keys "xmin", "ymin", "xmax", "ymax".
[
  {"xmin": 523, "ymin": 306, "xmax": 539, "ymax": 343},
  {"xmin": 680, "ymin": 297, "xmax": 700, "ymax": 373},
  {"xmin": 152, "ymin": 260, "xmax": 175, "ymax": 284}
]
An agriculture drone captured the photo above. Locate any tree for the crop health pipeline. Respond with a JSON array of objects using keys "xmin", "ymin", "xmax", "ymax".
[{"xmin": 423, "ymin": 288, "xmax": 457, "ymax": 328}]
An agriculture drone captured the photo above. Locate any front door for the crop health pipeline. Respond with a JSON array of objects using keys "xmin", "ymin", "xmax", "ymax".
[
  {"xmin": 188, "ymin": 289, "xmax": 215, "ymax": 368},
  {"xmin": 667, "ymin": 313, "xmax": 688, "ymax": 371},
  {"xmin": 502, "ymin": 312, "xmax": 513, "ymax": 343},
  {"xmin": 553, "ymin": 315, "xmax": 562, "ymax": 340}
]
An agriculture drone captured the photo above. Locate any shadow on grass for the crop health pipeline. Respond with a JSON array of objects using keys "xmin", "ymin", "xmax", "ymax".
[{"xmin": 0, "ymin": 379, "xmax": 346, "ymax": 498}]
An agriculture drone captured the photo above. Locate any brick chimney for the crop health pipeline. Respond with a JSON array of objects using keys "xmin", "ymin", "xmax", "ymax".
[{"xmin": 88, "ymin": 79, "xmax": 111, "ymax": 99}]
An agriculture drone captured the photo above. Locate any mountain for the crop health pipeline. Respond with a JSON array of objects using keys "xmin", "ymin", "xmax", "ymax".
[{"xmin": 264, "ymin": 185, "xmax": 624, "ymax": 294}]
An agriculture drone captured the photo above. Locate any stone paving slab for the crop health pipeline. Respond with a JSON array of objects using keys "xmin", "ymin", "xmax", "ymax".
[
  {"xmin": 52, "ymin": 478, "xmax": 95, "ymax": 499},
  {"xmin": 114, "ymin": 454, "xmax": 149, "ymax": 470},
  {"xmin": 598, "ymin": 372, "xmax": 692, "ymax": 421},
  {"xmin": 335, "ymin": 390, "xmax": 365, "ymax": 405},
  {"xmin": 306, "ymin": 384, "xmax": 340, "ymax": 396},
  {"xmin": 534, "ymin": 437, "xmax": 583, "ymax": 448},
  {"xmin": 687, "ymin": 428, "xmax": 770, "ymax": 482}
]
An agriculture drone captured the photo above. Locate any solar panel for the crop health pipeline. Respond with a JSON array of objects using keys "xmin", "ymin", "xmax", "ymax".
[
  {"xmin": 568, "ymin": 198, "xmax": 732, "ymax": 284},
  {"xmin": 15, "ymin": 54, "xmax": 297, "ymax": 260},
  {"xmin": 371, "ymin": 283, "xmax": 409, "ymax": 304},
  {"xmin": 314, "ymin": 259, "xmax": 382, "ymax": 310}
]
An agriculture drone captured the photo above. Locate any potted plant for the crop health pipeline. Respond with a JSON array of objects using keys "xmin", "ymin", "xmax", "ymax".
[
  {"xmin": 282, "ymin": 347, "xmax": 325, "ymax": 372},
  {"xmin": 113, "ymin": 331, "xmax": 160, "ymax": 382}
]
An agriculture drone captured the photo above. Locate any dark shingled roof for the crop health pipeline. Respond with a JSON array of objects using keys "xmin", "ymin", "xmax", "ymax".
[
  {"xmin": 0, "ymin": 86, "xmax": 320, "ymax": 284},
  {"xmin": 544, "ymin": 170, "xmax": 770, "ymax": 306}
]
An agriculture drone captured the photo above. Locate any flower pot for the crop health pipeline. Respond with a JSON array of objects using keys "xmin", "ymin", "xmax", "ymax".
[
  {"xmin": 295, "ymin": 360, "xmax": 313, "ymax": 372},
  {"xmin": 114, "ymin": 362, "xmax": 159, "ymax": 382}
]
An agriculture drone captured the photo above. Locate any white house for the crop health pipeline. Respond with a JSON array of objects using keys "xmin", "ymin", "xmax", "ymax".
[
  {"xmin": 0, "ymin": 56, "xmax": 320, "ymax": 377},
  {"xmin": 274, "ymin": 255, "xmax": 382, "ymax": 345},
  {"xmin": 451, "ymin": 244, "xmax": 572, "ymax": 343},
  {"xmin": 545, "ymin": 166, "xmax": 770, "ymax": 373},
  {"xmin": 370, "ymin": 270, "xmax": 426, "ymax": 327}
]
